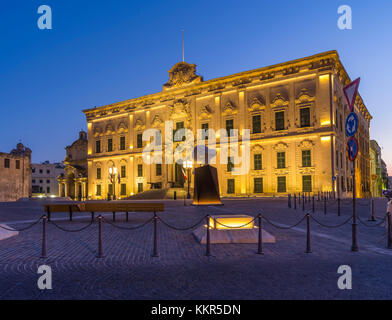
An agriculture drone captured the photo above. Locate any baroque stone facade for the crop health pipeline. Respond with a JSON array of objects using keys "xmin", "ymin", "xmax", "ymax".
[
  {"xmin": 58, "ymin": 131, "xmax": 88, "ymax": 200},
  {"xmin": 0, "ymin": 143, "xmax": 32, "ymax": 202},
  {"xmin": 83, "ymin": 51, "xmax": 371, "ymax": 199}
]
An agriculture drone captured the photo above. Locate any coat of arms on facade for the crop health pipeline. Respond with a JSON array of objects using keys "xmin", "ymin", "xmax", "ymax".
[{"xmin": 163, "ymin": 62, "xmax": 203, "ymax": 90}]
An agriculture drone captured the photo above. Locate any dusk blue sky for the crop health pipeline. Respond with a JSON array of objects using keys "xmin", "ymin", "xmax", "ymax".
[{"xmin": 1, "ymin": 0, "xmax": 391, "ymax": 172}]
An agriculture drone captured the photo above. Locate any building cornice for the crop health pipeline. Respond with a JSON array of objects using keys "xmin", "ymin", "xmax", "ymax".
[{"xmin": 82, "ymin": 50, "xmax": 371, "ymax": 122}]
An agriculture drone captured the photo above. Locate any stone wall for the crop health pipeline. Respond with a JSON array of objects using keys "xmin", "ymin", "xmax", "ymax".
[{"xmin": 0, "ymin": 144, "xmax": 31, "ymax": 202}]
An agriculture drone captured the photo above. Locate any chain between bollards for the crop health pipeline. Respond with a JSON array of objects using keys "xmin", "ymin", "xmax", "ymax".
[
  {"xmin": 41, "ymin": 215, "xmax": 47, "ymax": 258},
  {"xmin": 206, "ymin": 215, "xmax": 211, "ymax": 256},
  {"xmin": 257, "ymin": 214, "xmax": 263, "ymax": 255},
  {"xmin": 306, "ymin": 213, "xmax": 311, "ymax": 253},
  {"xmin": 153, "ymin": 212, "xmax": 158, "ymax": 257},
  {"xmin": 97, "ymin": 215, "xmax": 103, "ymax": 258}
]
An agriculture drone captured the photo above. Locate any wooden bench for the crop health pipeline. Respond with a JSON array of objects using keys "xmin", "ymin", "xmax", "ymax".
[{"xmin": 44, "ymin": 202, "xmax": 165, "ymax": 222}]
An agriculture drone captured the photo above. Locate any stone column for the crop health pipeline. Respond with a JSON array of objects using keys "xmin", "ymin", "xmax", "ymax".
[{"xmin": 82, "ymin": 182, "xmax": 86, "ymax": 200}]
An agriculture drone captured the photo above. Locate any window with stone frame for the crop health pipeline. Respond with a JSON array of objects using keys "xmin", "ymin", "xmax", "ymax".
[
  {"xmin": 96, "ymin": 140, "xmax": 101, "ymax": 153},
  {"xmin": 174, "ymin": 121, "xmax": 185, "ymax": 142},
  {"xmin": 137, "ymin": 133, "xmax": 143, "ymax": 148},
  {"xmin": 254, "ymin": 154, "xmax": 262, "ymax": 170},
  {"xmin": 277, "ymin": 152, "xmax": 285, "ymax": 169},
  {"xmin": 227, "ymin": 179, "xmax": 235, "ymax": 194},
  {"xmin": 252, "ymin": 115, "xmax": 262, "ymax": 134},
  {"xmin": 4, "ymin": 158, "xmax": 10, "ymax": 168},
  {"xmin": 121, "ymin": 165, "xmax": 126, "ymax": 178},
  {"xmin": 107, "ymin": 138, "xmax": 113, "ymax": 152},
  {"xmin": 275, "ymin": 111, "xmax": 285, "ymax": 131},
  {"xmin": 137, "ymin": 164, "xmax": 143, "ymax": 177},
  {"xmin": 120, "ymin": 136, "xmax": 126, "ymax": 150},
  {"xmin": 302, "ymin": 175, "xmax": 312, "ymax": 192},
  {"xmin": 302, "ymin": 150, "xmax": 311, "ymax": 167},
  {"xmin": 277, "ymin": 176, "xmax": 286, "ymax": 193},
  {"xmin": 300, "ymin": 107, "xmax": 310, "ymax": 127},
  {"xmin": 96, "ymin": 167, "xmax": 101, "ymax": 179},
  {"xmin": 156, "ymin": 163, "xmax": 162, "ymax": 176},
  {"xmin": 226, "ymin": 119, "xmax": 234, "ymax": 136},
  {"xmin": 120, "ymin": 183, "xmax": 126, "ymax": 196},
  {"xmin": 254, "ymin": 177, "xmax": 263, "ymax": 193},
  {"xmin": 138, "ymin": 183, "xmax": 143, "ymax": 193},
  {"xmin": 96, "ymin": 184, "xmax": 101, "ymax": 196}
]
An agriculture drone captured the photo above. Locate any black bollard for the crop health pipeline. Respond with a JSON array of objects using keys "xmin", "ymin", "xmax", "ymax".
[
  {"xmin": 112, "ymin": 211, "xmax": 116, "ymax": 222},
  {"xmin": 306, "ymin": 213, "xmax": 311, "ymax": 253},
  {"xmin": 257, "ymin": 214, "xmax": 263, "ymax": 255},
  {"xmin": 318, "ymin": 191, "xmax": 320, "ymax": 202},
  {"xmin": 299, "ymin": 193, "xmax": 301, "ymax": 205},
  {"xmin": 302, "ymin": 195, "xmax": 305, "ymax": 211},
  {"xmin": 97, "ymin": 215, "xmax": 103, "ymax": 258},
  {"xmin": 91, "ymin": 211, "xmax": 95, "ymax": 223},
  {"xmin": 324, "ymin": 197, "xmax": 327, "ymax": 215},
  {"xmin": 388, "ymin": 213, "xmax": 392, "ymax": 249},
  {"xmin": 206, "ymin": 215, "xmax": 211, "ymax": 256},
  {"xmin": 69, "ymin": 206, "xmax": 73, "ymax": 222},
  {"xmin": 338, "ymin": 198, "xmax": 341, "ymax": 216},
  {"xmin": 288, "ymin": 194, "xmax": 291, "ymax": 208},
  {"xmin": 41, "ymin": 215, "xmax": 47, "ymax": 258},
  {"xmin": 368, "ymin": 199, "xmax": 375, "ymax": 221},
  {"xmin": 312, "ymin": 196, "xmax": 315, "ymax": 213},
  {"xmin": 174, "ymin": 191, "xmax": 177, "ymax": 200},
  {"xmin": 126, "ymin": 211, "xmax": 129, "ymax": 222},
  {"xmin": 153, "ymin": 213, "xmax": 158, "ymax": 257},
  {"xmin": 294, "ymin": 194, "xmax": 297, "ymax": 210}
]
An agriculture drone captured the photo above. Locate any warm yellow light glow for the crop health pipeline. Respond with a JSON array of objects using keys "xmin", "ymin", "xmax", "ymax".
[
  {"xmin": 209, "ymin": 215, "xmax": 254, "ymax": 230},
  {"xmin": 183, "ymin": 160, "xmax": 193, "ymax": 168},
  {"xmin": 321, "ymin": 120, "xmax": 331, "ymax": 126},
  {"xmin": 321, "ymin": 136, "xmax": 331, "ymax": 142},
  {"xmin": 319, "ymin": 74, "xmax": 329, "ymax": 81}
]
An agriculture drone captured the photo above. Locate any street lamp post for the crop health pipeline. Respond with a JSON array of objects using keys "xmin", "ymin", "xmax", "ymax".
[
  {"xmin": 109, "ymin": 167, "xmax": 118, "ymax": 200},
  {"xmin": 183, "ymin": 160, "xmax": 193, "ymax": 199}
]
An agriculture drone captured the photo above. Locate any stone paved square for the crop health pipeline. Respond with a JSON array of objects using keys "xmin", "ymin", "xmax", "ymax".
[{"xmin": 0, "ymin": 198, "xmax": 391, "ymax": 300}]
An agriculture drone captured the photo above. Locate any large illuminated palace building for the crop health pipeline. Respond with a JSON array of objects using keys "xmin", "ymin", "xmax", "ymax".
[{"xmin": 83, "ymin": 51, "xmax": 371, "ymax": 199}]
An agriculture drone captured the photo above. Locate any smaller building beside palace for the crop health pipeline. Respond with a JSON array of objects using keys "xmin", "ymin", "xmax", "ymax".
[
  {"xmin": 0, "ymin": 143, "xmax": 32, "ymax": 202},
  {"xmin": 32, "ymin": 161, "xmax": 65, "ymax": 197}
]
